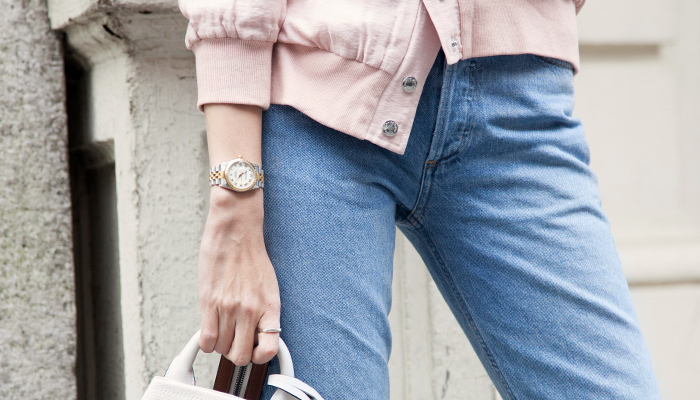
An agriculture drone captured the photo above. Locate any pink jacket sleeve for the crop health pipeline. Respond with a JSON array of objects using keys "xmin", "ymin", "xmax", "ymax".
[
  {"xmin": 179, "ymin": 0, "xmax": 287, "ymax": 111},
  {"xmin": 575, "ymin": 0, "xmax": 586, "ymax": 14}
]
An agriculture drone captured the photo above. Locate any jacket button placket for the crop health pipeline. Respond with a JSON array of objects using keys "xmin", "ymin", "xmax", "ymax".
[
  {"xmin": 382, "ymin": 120, "xmax": 398, "ymax": 137},
  {"xmin": 402, "ymin": 76, "xmax": 417, "ymax": 92}
]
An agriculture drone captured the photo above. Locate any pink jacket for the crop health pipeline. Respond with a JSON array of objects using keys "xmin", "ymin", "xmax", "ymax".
[{"xmin": 179, "ymin": 0, "xmax": 585, "ymax": 154}]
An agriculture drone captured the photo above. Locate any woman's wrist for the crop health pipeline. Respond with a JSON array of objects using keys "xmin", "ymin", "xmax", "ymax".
[
  {"xmin": 204, "ymin": 104, "xmax": 262, "ymax": 167},
  {"xmin": 209, "ymin": 186, "xmax": 264, "ymax": 223}
]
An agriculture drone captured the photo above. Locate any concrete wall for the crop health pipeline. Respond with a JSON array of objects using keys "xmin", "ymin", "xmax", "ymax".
[
  {"xmin": 46, "ymin": 7, "xmax": 217, "ymax": 398},
  {"xmin": 0, "ymin": 0, "xmax": 76, "ymax": 398},
  {"xmin": 0, "ymin": 0, "xmax": 694, "ymax": 398}
]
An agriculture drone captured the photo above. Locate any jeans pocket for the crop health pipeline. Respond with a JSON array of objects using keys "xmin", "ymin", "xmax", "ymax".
[{"xmin": 535, "ymin": 55, "xmax": 575, "ymax": 72}]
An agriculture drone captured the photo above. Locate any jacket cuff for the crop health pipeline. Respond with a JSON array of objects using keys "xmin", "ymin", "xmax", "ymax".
[{"xmin": 191, "ymin": 38, "xmax": 274, "ymax": 112}]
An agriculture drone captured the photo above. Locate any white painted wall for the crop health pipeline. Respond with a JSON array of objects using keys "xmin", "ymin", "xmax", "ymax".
[{"xmin": 578, "ymin": 1, "xmax": 700, "ymax": 399}]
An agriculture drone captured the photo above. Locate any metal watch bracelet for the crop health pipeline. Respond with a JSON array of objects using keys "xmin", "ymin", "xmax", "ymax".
[{"xmin": 208, "ymin": 158, "xmax": 264, "ymax": 191}]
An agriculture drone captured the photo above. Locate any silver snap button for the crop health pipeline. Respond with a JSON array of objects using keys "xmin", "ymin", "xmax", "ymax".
[
  {"xmin": 382, "ymin": 120, "xmax": 398, "ymax": 137},
  {"xmin": 402, "ymin": 76, "xmax": 417, "ymax": 93},
  {"xmin": 451, "ymin": 39, "xmax": 458, "ymax": 49}
]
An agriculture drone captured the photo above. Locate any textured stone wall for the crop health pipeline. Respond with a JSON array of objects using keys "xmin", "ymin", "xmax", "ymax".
[
  {"xmin": 0, "ymin": 0, "xmax": 76, "ymax": 398},
  {"xmin": 51, "ymin": 11, "xmax": 215, "ymax": 398}
]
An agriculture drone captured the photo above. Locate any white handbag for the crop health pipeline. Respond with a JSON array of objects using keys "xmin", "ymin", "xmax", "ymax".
[{"xmin": 141, "ymin": 330, "xmax": 324, "ymax": 400}]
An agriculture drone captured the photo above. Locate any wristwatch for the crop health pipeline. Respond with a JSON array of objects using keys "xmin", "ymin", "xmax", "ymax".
[{"xmin": 208, "ymin": 156, "xmax": 265, "ymax": 192}]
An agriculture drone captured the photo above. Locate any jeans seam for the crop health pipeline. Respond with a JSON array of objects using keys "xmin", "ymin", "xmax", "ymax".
[
  {"xmin": 410, "ymin": 220, "xmax": 518, "ymax": 400},
  {"xmin": 402, "ymin": 58, "xmax": 454, "ymax": 225},
  {"xmin": 425, "ymin": 57, "xmax": 456, "ymax": 163},
  {"xmin": 431, "ymin": 60, "xmax": 477, "ymax": 168},
  {"xmin": 535, "ymin": 55, "xmax": 575, "ymax": 71},
  {"xmin": 407, "ymin": 174, "xmax": 432, "ymax": 224},
  {"xmin": 394, "ymin": 150, "xmax": 432, "ymax": 224},
  {"xmin": 406, "ymin": 60, "xmax": 477, "ymax": 224},
  {"xmin": 431, "ymin": 59, "xmax": 478, "ymax": 167}
]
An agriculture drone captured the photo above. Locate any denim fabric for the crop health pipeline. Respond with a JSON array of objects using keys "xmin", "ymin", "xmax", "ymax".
[{"xmin": 258, "ymin": 48, "xmax": 660, "ymax": 399}]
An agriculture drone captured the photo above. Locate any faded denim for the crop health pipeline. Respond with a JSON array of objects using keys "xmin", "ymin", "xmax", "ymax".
[{"xmin": 258, "ymin": 48, "xmax": 661, "ymax": 399}]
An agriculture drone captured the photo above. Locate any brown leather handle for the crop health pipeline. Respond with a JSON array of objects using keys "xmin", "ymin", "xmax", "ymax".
[
  {"xmin": 213, "ymin": 355, "xmax": 269, "ymax": 400},
  {"xmin": 213, "ymin": 356, "xmax": 235, "ymax": 393}
]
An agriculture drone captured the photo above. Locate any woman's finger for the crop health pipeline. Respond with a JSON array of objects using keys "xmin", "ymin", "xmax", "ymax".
[
  {"xmin": 251, "ymin": 311, "xmax": 280, "ymax": 364},
  {"xmin": 214, "ymin": 306, "xmax": 236, "ymax": 355},
  {"xmin": 200, "ymin": 305, "xmax": 219, "ymax": 353},
  {"xmin": 226, "ymin": 307, "xmax": 257, "ymax": 366}
]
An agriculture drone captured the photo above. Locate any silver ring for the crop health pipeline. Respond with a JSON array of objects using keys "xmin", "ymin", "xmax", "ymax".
[{"xmin": 259, "ymin": 328, "xmax": 281, "ymax": 334}]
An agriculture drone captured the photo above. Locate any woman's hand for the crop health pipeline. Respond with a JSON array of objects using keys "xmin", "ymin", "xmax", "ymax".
[
  {"xmin": 198, "ymin": 103, "xmax": 275, "ymax": 365},
  {"xmin": 198, "ymin": 187, "xmax": 280, "ymax": 365}
]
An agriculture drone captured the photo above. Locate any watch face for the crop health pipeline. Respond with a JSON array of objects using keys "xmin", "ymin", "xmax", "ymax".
[{"xmin": 225, "ymin": 160, "xmax": 256, "ymax": 191}]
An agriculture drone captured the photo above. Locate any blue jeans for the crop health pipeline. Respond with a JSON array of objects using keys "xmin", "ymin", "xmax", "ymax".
[{"xmin": 259, "ymin": 49, "xmax": 660, "ymax": 399}]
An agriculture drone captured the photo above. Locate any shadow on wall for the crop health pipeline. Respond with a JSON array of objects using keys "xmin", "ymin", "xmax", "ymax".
[{"xmin": 65, "ymin": 41, "xmax": 125, "ymax": 400}]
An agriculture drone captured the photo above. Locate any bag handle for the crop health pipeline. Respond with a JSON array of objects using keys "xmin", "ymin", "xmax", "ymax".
[
  {"xmin": 164, "ymin": 330, "xmax": 322, "ymax": 400},
  {"xmin": 213, "ymin": 355, "xmax": 268, "ymax": 398}
]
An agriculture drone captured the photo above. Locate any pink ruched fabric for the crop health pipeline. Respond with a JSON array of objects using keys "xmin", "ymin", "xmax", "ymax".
[{"xmin": 179, "ymin": 0, "xmax": 585, "ymax": 154}]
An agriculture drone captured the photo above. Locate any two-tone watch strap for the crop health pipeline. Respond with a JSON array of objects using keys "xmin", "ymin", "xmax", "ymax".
[
  {"xmin": 209, "ymin": 162, "xmax": 230, "ymax": 188},
  {"xmin": 256, "ymin": 165, "xmax": 265, "ymax": 189},
  {"xmin": 208, "ymin": 161, "xmax": 265, "ymax": 189}
]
